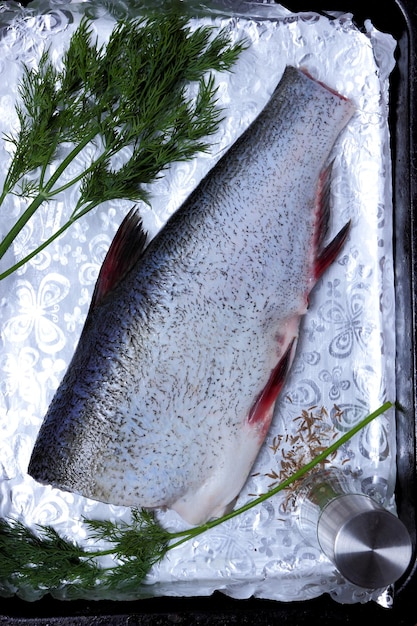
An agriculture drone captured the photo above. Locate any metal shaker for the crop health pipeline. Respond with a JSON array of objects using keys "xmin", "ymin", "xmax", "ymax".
[{"xmin": 295, "ymin": 469, "xmax": 412, "ymax": 588}]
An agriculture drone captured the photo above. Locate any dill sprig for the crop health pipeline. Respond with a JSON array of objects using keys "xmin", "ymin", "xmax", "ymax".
[
  {"xmin": 0, "ymin": 402, "xmax": 393, "ymax": 598},
  {"xmin": 85, "ymin": 509, "xmax": 172, "ymax": 592},
  {"xmin": 0, "ymin": 519, "xmax": 101, "ymax": 594},
  {"xmin": 0, "ymin": 13, "xmax": 245, "ymax": 279}
]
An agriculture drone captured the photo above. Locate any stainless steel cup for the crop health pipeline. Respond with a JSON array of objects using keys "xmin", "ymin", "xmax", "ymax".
[{"xmin": 295, "ymin": 469, "xmax": 412, "ymax": 588}]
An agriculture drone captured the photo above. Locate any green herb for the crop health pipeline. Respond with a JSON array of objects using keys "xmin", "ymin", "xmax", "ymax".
[
  {"xmin": 0, "ymin": 519, "xmax": 101, "ymax": 594},
  {"xmin": 0, "ymin": 402, "xmax": 393, "ymax": 598},
  {"xmin": 0, "ymin": 13, "xmax": 245, "ymax": 280}
]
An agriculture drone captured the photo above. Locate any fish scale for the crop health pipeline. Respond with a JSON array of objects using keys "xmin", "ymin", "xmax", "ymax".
[{"xmin": 28, "ymin": 67, "xmax": 355, "ymax": 525}]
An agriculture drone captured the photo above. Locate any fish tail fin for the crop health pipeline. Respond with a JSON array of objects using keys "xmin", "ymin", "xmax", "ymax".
[{"xmin": 314, "ymin": 161, "xmax": 350, "ymax": 280}]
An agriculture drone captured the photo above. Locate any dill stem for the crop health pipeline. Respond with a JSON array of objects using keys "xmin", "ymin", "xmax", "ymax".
[
  {"xmin": 0, "ymin": 185, "xmax": 11, "ymax": 207},
  {"xmin": 40, "ymin": 143, "xmax": 58, "ymax": 188},
  {"xmin": 0, "ymin": 130, "xmax": 102, "ymax": 272},
  {"xmin": 42, "ymin": 132, "xmax": 97, "ymax": 194},
  {"xmin": 0, "ymin": 192, "xmax": 48, "ymax": 262},
  {"xmin": 167, "ymin": 401, "xmax": 393, "ymax": 551},
  {"xmin": 84, "ymin": 548, "xmax": 121, "ymax": 560},
  {"xmin": 51, "ymin": 163, "xmax": 98, "ymax": 198},
  {"xmin": 0, "ymin": 212, "xmax": 83, "ymax": 280}
]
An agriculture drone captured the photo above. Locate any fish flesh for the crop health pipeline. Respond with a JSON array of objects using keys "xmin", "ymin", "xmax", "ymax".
[
  {"xmin": 28, "ymin": 67, "xmax": 354, "ymax": 524},
  {"xmin": 28, "ymin": 67, "xmax": 355, "ymax": 525}
]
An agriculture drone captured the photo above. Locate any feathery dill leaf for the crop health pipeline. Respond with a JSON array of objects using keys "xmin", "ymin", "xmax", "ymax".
[
  {"xmin": 0, "ymin": 12, "xmax": 245, "ymax": 279},
  {"xmin": 86, "ymin": 509, "xmax": 171, "ymax": 565},
  {"xmin": 0, "ymin": 403, "xmax": 393, "ymax": 597},
  {"xmin": 86, "ymin": 510, "xmax": 172, "ymax": 592},
  {"xmin": 0, "ymin": 518, "xmax": 100, "ymax": 593}
]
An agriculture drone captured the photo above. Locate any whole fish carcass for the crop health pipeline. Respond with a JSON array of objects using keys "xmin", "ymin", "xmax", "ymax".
[{"xmin": 28, "ymin": 67, "xmax": 355, "ymax": 525}]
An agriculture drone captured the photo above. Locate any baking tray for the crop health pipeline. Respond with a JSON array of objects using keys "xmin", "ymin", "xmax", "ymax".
[{"xmin": 0, "ymin": 0, "xmax": 416, "ymax": 623}]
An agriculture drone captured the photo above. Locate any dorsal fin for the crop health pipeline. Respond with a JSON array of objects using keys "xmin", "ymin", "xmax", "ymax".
[
  {"xmin": 314, "ymin": 162, "xmax": 350, "ymax": 280},
  {"xmin": 90, "ymin": 208, "xmax": 147, "ymax": 309}
]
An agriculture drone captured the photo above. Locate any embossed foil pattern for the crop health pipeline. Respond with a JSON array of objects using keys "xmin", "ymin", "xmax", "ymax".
[{"xmin": 0, "ymin": 0, "xmax": 397, "ymax": 605}]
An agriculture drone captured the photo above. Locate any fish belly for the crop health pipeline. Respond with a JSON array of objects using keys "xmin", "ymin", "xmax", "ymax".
[{"xmin": 28, "ymin": 67, "xmax": 355, "ymax": 525}]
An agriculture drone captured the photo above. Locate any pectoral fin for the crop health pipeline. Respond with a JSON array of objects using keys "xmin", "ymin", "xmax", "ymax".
[{"xmin": 248, "ymin": 338, "xmax": 296, "ymax": 426}]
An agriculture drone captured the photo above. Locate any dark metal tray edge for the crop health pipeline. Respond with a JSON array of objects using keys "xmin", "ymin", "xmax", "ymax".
[{"xmin": 1, "ymin": 0, "xmax": 417, "ymax": 623}]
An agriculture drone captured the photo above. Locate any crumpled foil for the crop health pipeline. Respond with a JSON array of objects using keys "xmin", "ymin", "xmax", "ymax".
[{"xmin": 0, "ymin": 0, "xmax": 397, "ymax": 606}]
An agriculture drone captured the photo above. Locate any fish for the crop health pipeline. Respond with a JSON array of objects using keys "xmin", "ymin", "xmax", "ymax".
[{"xmin": 28, "ymin": 66, "xmax": 355, "ymax": 525}]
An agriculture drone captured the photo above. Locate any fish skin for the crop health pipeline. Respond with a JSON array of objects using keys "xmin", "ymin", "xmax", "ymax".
[{"xmin": 28, "ymin": 67, "xmax": 355, "ymax": 525}]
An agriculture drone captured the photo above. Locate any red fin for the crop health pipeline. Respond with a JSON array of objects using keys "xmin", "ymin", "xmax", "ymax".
[
  {"xmin": 248, "ymin": 338, "xmax": 296, "ymax": 425},
  {"xmin": 315, "ymin": 220, "xmax": 350, "ymax": 279},
  {"xmin": 90, "ymin": 208, "xmax": 147, "ymax": 308},
  {"xmin": 314, "ymin": 162, "xmax": 350, "ymax": 280}
]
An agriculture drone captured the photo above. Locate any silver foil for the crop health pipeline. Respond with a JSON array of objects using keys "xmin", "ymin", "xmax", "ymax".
[{"xmin": 0, "ymin": 0, "xmax": 397, "ymax": 605}]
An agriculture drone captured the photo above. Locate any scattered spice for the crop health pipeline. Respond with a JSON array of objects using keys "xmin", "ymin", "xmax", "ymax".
[{"xmin": 250, "ymin": 405, "xmax": 350, "ymax": 509}]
